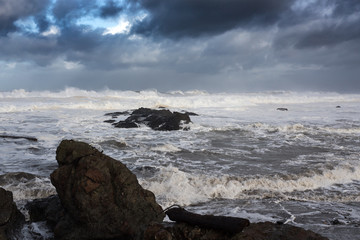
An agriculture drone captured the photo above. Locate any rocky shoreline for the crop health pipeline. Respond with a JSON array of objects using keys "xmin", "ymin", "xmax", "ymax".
[{"xmin": 0, "ymin": 140, "xmax": 329, "ymax": 240}]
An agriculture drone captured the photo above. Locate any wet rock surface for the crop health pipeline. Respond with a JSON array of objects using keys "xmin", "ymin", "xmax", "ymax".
[
  {"xmin": 0, "ymin": 187, "xmax": 24, "ymax": 240},
  {"xmin": 49, "ymin": 140, "xmax": 164, "ymax": 240},
  {"xmin": 165, "ymin": 207, "xmax": 250, "ymax": 234},
  {"xmin": 25, "ymin": 195, "xmax": 63, "ymax": 229},
  {"xmin": 234, "ymin": 221, "xmax": 329, "ymax": 240},
  {"xmin": 105, "ymin": 107, "xmax": 192, "ymax": 131},
  {"xmin": 144, "ymin": 221, "xmax": 329, "ymax": 240}
]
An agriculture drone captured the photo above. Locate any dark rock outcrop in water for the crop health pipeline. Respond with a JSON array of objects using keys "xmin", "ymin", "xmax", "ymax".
[
  {"xmin": 144, "ymin": 206, "xmax": 328, "ymax": 240},
  {"xmin": 105, "ymin": 107, "xmax": 192, "ymax": 131},
  {"xmin": 0, "ymin": 134, "xmax": 37, "ymax": 142},
  {"xmin": 144, "ymin": 221, "xmax": 329, "ymax": 240},
  {"xmin": 0, "ymin": 188, "xmax": 24, "ymax": 240},
  {"xmin": 234, "ymin": 221, "xmax": 329, "ymax": 240},
  {"xmin": 25, "ymin": 195, "xmax": 63, "ymax": 229},
  {"xmin": 50, "ymin": 140, "xmax": 164, "ymax": 240}
]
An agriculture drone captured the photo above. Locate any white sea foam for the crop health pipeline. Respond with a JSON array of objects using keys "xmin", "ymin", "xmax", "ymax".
[
  {"xmin": 1, "ymin": 88, "xmax": 360, "ymax": 240},
  {"xmin": 1, "ymin": 88, "xmax": 360, "ymax": 113},
  {"xmin": 1, "ymin": 175, "xmax": 56, "ymax": 201},
  {"xmin": 20, "ymin": 222, "xmax": 54, "ymax": 240},
  {"xmin": 247, "ymin": 123, "xmax": 360, "ymax": 135},
  {"xmin": 150, "ymin": 144, "xmax": 181, "ymax": 153},
  {"xmin": 140, "ymin": 163, "xmax": 360, "ymax": 207}
]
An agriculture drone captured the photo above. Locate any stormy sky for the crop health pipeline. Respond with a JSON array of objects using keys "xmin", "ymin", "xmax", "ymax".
[{"xmin": 0, "ymin": 0, "xmax": 359, "ymax": 92}]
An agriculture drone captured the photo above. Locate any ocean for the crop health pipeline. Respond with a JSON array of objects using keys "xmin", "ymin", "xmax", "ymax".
[{"xmin": 0, "ymin": 88, "xmax": 359, "ymax": 239}]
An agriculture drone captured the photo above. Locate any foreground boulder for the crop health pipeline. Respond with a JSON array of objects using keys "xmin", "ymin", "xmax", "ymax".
[
  {"xmin": 105, "ymin": 108, "xmax": 192, "ymax": 131},
  {"xmin": 0, "ymin": 188, "xmax": 24, "ymax": 240},
  {"xmin": 50, "ymin": 140, "xmax": 164, "ymax": 240}
]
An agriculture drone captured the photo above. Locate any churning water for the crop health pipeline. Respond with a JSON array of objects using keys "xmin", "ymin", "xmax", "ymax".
[{"xmin": 1, "ymin": 88, "xmax": 360, "ymax": 239}]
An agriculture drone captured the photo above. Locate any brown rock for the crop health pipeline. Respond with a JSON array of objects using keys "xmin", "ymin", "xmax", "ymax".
[
  {"xmin": 144, "ymin": 223, "xmax": 172, "ymax": 240},
  {"xmin": 50, "ymin": 140, "xmax": 165, "ymax": 240}
]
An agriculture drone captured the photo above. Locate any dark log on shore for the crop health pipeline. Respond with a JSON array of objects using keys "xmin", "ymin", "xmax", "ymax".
[
  {"xmin": 165, "ymin": 206, "xmax": 250, "ymax": 234},
  {"xmin": 0, "ymin": 135, "xmax": 38, "ymax": 142}
]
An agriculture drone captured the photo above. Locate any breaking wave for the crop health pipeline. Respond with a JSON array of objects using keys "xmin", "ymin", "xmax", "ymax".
[
  {"xmin": 1, "ymin": 88, "xmax": 360, "ymax": 113},
  {"xmin": 140, "ymin": 163, "xmax": 360, "ymax": 207},
  {"xmin": 0, "ymin": 172, "xmax": 56, "ymax": 201},
  {"xmin": 150, "ymin": 144, "xmax": 182, "ymax": 153}
]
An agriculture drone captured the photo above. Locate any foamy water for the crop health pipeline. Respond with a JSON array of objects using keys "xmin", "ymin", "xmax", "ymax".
[{"xmin": 0, "ymin": 88, "xmax": 360, "ymax": 239}]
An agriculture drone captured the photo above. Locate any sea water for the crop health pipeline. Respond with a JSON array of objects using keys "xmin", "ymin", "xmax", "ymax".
[{"xmin": 0, "ymin": 88, "xmax": 359, "ymax": 239}]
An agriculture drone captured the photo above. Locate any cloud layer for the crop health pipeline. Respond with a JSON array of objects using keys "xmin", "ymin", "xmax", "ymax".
[
  {"xmin": 0, "ymin": 0, "xmax": 359, "ymax": 92},
  {"xmin": 132, "ymin": 0, "xmax": 292, "ymax": 38}
]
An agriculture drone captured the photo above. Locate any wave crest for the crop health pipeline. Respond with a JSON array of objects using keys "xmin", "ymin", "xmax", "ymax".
[{"xmin": 139, "ymin": 163, "xmax": 360, "ymax": 206}]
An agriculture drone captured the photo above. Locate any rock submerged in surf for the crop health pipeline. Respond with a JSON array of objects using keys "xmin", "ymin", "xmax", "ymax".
[
  {"xmin": 0, "ymin": 187, "xmax": 25, "ymax": 240},
  {"xmin": 50, "ymin": 140, "xmax": 165, "ymax": 240},
  {"xmin": 25, "ymin": 195, "xmax": 63, "ymax": 228},
  {"xmin": 145, "ymin": 221, "xmax": 329, "ymax": 240},
  {"xmin": 105, "ymin": 107, "xmax": 193, "ymax": 131},
  {"xmin": 234, "ymin": 221, "xmax": 329, "ymax": 240}
]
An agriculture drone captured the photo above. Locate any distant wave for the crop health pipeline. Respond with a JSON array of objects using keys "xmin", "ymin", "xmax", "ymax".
[{"xmin": 1, "ymin": 87, "xmax": 360, "ymax": 113}]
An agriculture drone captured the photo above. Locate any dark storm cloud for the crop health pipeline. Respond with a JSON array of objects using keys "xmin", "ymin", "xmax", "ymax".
[
  {"xmin": 0, "ymin": 33, "xmax": 59, "ymax": 66},
  {"xmin": 131, "ymin": 0, "xmax": 294, "ymax": 38},
  {"xmin": 295, "ymin": 21, "xmax": 360, "ymax": 49},
  {"xmin": 275, "ymin": 0, "xmax": 360, "ymax": 49},
  {"xmin": 0, "ymin": 0, "xmax": 101, "ymax": 65},
  {"xmin": 0, "ymin": 0, "xmax": 358, "ymax": 65},
  {"xmin": 99, "ymin": 0, "xmax": 123, "ymax": 19},
  {"xmin": 57, "ymin": 26, "xmax": 103, "ymax": 53},
  {"xmin": 0, "ymin": 0, "xmax": 360, "ymax": 93},
  {"xmin": 332, "ymin": 0, "xmax": 360, "ymax": 16},
  {"xmin": 0, "ymin": 0, "xmax": 50, "ymax": 35}
]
